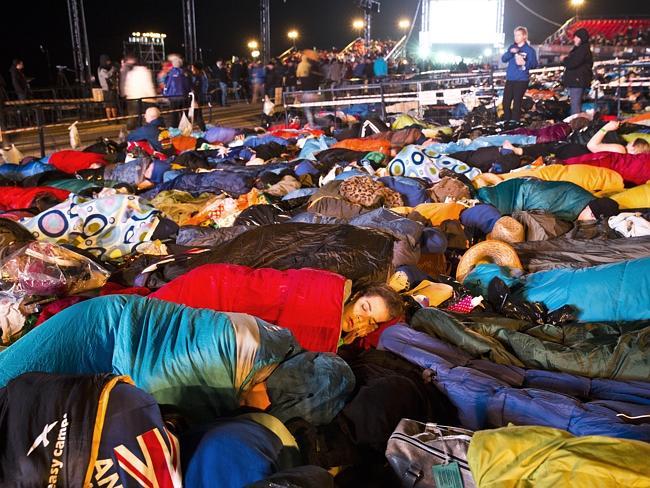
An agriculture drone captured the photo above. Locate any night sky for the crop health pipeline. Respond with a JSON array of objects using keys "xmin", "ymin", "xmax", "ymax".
[{"xmin": 1, "ymin": 0, "xmax": 648, "ymax": 86}]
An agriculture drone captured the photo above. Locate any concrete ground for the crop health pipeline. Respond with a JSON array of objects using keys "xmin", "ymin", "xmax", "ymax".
[{"xmin": 1, "ymin": 103, "xmax": 265, "ymax": 158}]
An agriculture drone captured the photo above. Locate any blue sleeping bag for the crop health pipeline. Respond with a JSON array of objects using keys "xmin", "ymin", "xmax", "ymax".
[
  {"xmin": 0, "ymin": 295, "xmax": 297, "ymax": 423},
  {"xmin": 145, "ymin": 170, "xmax": 255, "ymax": 198},
  {"xmin": 0, "ymin": 161, "xmax": 54, "ymax": 182},
  {"xmin": 464, "ymin": 257, "xmax": 650, "ymax": 322},
  {"xmin": 379, "ymin": 324, "xmax": 650, "ymax": 441},
  {"xmin": 477, "ymin": 178, "xmax": 594, "ymax": 221},
  {"xmin": 426, "ymin": 134, "xmax": 537, "ymax": 154}
]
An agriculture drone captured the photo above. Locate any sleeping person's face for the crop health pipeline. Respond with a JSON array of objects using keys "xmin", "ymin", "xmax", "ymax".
[{"xmin": 341, "ymin": 294, "xmax": 392, "ymax": 335}]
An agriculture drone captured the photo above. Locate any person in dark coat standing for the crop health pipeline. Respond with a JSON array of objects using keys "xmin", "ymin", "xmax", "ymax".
[
  {"xmin": 10, "ymin": 60, "xmax": 30, "ymax": 100},
  {"xmin": 563, "ymin": 28, "xmax": 593, "ymax": 115}
]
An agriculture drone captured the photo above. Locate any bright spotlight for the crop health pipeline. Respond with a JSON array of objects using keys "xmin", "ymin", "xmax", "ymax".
[
  {"xmin": 251, "ymin": 50, "xmax": 261, "ymax": 59},
  {"xmin": 287, "ymin": 30, "xmax": 299, "ymax": 40},
  {"xmin": 398, "ymin": 19, "xmax": 410, "ymax": 30},
  {"xmin": 483, "ymin": 47, "xmax": 493, "ymax": 57},
  {"xmin": 352, "ymin": 19, "xmax": 365, "ymax": 30},
  {"xmin": 570, "ymin": 0, "xmax": 584, "ymax": 6},
  {"xmin": 247, "ymin": 40, "xmax": 259, "ymax": 50},
  {"xmin": 418, "ymin": 44, "xmax": 431, "ymax": 59}
]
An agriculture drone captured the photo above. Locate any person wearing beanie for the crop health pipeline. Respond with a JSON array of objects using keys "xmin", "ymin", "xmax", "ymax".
[
  {"xmin": 577, "ymin": 197, "xmax": 620, "ymax": 221},
  {"xmin": 562, "ymin": 28, "xmax": 593, "ymax": 115}
]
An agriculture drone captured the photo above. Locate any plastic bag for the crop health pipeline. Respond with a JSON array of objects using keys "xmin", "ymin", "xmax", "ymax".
[
  {"xmin": 68, "ymin": 121, "xmax": 81, "ymax": 149},
  {"xmin": 1, "ymin": 144, "xmax": 24, "ymax": 164},
  {"xmin": 188, "ymin": 92, "xmax": 196, "ymax": 121},
  {"xmin": 0, "ymin": 242, "xmax": 110, "ymax": 297},
  {"xmin": 263, "ymin": 95, "xmax": 275, "ymax": 116},
  {"xmin": 0, "ymin": 293, "xmax": 27, "ymax": 344},
  {"xmin": 178, "ymin": 112, "xmax": 193, "ymax": 136}
]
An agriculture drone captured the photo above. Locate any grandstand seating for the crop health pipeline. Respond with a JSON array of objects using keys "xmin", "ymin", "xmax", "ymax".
[{"xmin": 568, "ymin": 18, "xmax": 650, "ymax": 40}]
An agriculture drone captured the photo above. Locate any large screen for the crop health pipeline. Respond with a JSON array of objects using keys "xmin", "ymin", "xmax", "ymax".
[{"xmin": 420, "ymin": 0, "xmax": 504, "ymax": 46}]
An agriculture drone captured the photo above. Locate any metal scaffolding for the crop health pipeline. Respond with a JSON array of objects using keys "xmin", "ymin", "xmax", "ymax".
[
  {"xmin": 359, "ymin": 0, "xmax": 381, "ymax": 48},
  {"xmin": 182, "ymin": 0, "xmax": 198, "ymax": 63},
  {"xmin": 66, "ymin": 0, "xmax": 92, "ymax": 85},
  {"xmin": 260, "ymin": 0, "xmax": 271, "ymax": 64}
]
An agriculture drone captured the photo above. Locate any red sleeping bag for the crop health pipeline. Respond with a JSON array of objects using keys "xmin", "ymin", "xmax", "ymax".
[
  {"xmin": 149, "ymin": 263, "xmax": 348, "ymax": 353},
  {"xmin": 0, "ymin": 186, "xmax": 70, "ymax": 211},
  {"xmin": 48, "ymin": 150, "xmax": 107, "ymax": 174},
  {"xmin": 563, "ymin": 152, "xmax": 650, "ymax": 186}
]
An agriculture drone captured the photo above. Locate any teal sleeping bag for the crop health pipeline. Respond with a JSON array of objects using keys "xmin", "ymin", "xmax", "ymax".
[
  {"xmin": 477, "ymin": 178, "xmax": 594, "ymax": 221},
  {"xmin": 464, "ymin": 257, "xmax": 650, "ymax": 322},
  {"xmin": 0, "ymin": 295, "xmax": 297, "ymax": 423}
]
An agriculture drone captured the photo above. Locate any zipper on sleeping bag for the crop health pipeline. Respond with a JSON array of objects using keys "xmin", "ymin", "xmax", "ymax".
[{"xmin": 389, "ymin": 432, "xmax": 471, "ymax": 470}]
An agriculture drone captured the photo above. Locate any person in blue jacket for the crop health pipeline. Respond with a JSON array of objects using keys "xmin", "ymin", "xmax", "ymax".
[
  {"xmin": 501, "ymin": 26, "xmax": 538, "ymax": 122},
  {"xmin": 127, "ymin": 106, "xmax": 165, "ymax": 151},
  {"xmin": 163, "ymin": 54, "xmax": 192, "ymax": 128}
]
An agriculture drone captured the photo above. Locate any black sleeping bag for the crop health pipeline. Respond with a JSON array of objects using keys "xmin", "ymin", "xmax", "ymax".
[{"xmin": 118, "ymin": 223, "xmax": 395, "ymax": 290}]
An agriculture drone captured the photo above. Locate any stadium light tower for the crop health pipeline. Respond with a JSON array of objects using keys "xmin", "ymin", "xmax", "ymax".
[{"xmin": 570, "ymin": 0, "xmax": 585, "ymax": 19}]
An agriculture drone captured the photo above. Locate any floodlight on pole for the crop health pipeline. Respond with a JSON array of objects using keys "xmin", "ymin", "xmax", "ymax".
[
  {"xmin": 353, "ymin": 19, "xmax": 365, "ymax": 38},
  {"xmin": 570, "ymin": 0, "xmax": 585, "ymax": 18},
  {"xmin": 398, "ymin": 19, "xmax": 410, "ymax": 30},
  {"xmin": 287, "ymin": 29, "xmax": 299, "ymax": 49}
]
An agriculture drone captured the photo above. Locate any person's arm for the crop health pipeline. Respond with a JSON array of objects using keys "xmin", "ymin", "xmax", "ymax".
[
  {"xmin": 586, "ymin": 121, "xmax": 626, "ymax": 154},
  {"xmin": 501, "ymin": 45, "xmax": 516, "ymax": 63},
  {"xmin": 526, "ymin": 46, "xmax": 538, "ymax": 70}
]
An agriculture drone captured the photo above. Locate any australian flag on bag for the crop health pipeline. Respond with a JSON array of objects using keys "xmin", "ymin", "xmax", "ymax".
[{"xmin": 0, "ymin": 372, "xmax": 182, "ymax": 487}]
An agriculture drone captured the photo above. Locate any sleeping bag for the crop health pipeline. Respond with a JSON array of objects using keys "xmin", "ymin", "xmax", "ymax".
[
  {"xmin": 48, "ymin": 150, "xmax": 107, "ymax": 174},
  {"xmin": 21, "ymin": 194, "xmax": 166, "ymax": 261},
  {"xmin": 0, "ymin": 372, "xmax": 181, "ymax": 487},
  {"xmin": 563, "ymin": 152, "xmax": 650, "ymax": 186},
  {"xmin": 0, "ymin": 295, "xmax": 298, "ymax": 423},
  {"xmin": 468, "ymin": 425, "xmax": 650, "ymax": 488},
  {"xmin": 379, "ymin": 325, "xmax": 650, "ymax": 441},
  {"xmin": 129, "ymin": 223, "xmax": 395, "ymax": 291},
  {"xmin": 463, "ymin": 257, "xmax": 650, "ymax": 322},
  {"xmin": 477, "ymin": 178, "xmax": 594, "ymax": 221},
  {"xmin": 0, "ymin": 186, "xmax": 70, "ymax": 212},
  {"xmin": 150, "ymin": 264, "xmax": 349, "ymax": 353}
]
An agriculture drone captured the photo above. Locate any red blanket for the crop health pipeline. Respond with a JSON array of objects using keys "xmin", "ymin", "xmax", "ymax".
[
  {"xmin": 0, "ymin": 187, "xmax": 70, "ymax": 211},
  {"xmin": 48, "ymin": 150, "xmax": 107, "ymax": 174},
  {"xmin": 563, "ymin": 152, "xmax": 650, "ymax": 186},
  {"xmin": 150, "ymin": 263, "xmax": 348, "ymax": 353}
]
